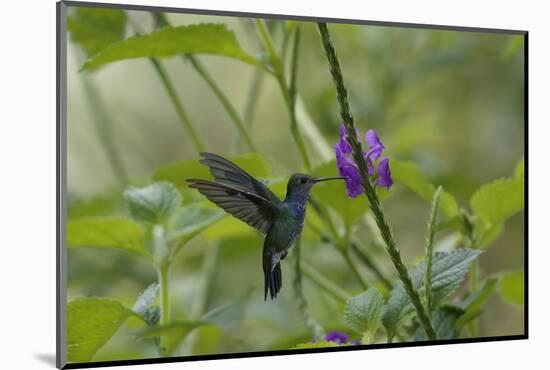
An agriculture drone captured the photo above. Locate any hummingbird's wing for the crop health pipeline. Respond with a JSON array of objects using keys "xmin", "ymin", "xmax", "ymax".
[
  {"xmin": 198, "ymin": 152, "xmax": 282, "ymax": 205},
  {"xmin": 186, "ymin": 179, "xmax": 278, "ymax": 234}
]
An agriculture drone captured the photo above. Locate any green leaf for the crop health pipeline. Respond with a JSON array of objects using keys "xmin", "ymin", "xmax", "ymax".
[
  {"xmin": 344, "ymin": 288, "xmax": 385, "ymax": 339},
  {"xmin": 124, "ymin": 182, "xmax": 181, "ymax": 224},
  {"xmin": 192, "ymin": 326, "xmax": 225, "ymax": 355},
  {"xmin": 514, "ymin": 158, "xmax": 524, "ymax": 179},
  {"xmin": 67, "ymin": 298, "xmax": 138, "ymax": 363},
  {"xmin": 201, "ymin": 288, "xmax": 253, "ymax": 332},
  {"xmin": 293, "ymin": 341, "xmax": 344, "ymax": 349},
  {"xmin": 456, "ymin": 277, "xmax": 498, "ymax": 327},
  {"xmin": 382, "ymin": 248, "xmax": 481, "ymax": 339},
  {"xmin": 68, "ymin": 8, "xmax": 127, "ymax": 57},
  {"xmin": 470, "ymin": 178, "xmax": 524, "ymax": 226},
  {"xmin": 167, "ymin": 202, "xmax": 224, "ymax": 252},
  {"xmin": 137, "ymin": 321, "xmax": 207, "ymax": 355},
  {"xmin": 499, "ymin": 271, "xmax": 524, "ymax": 305},
  {"xmin": 68, "ymin": 191, "xmax": 122, "ymax": 219},
  {"xmin": 429, "ymin": 249, "xmax": 482, "ymax": 302},
  {"xmin": 390, "ymin": 159, "xmax": 459, "ymax": 218},
  {"xmin": 207, "ymin": 235, "xmax": 259, "ymax": 262},
  {"xmin": 414, "ymin": 306, "xmax": 464, "ymax": 341},
  {"xmin": 382, "ymin": 290, "xmax": 411, "ymax": 341},
  {"xmin": 81, "ymin": 23, "xmax": 262, "ymax": 71},
  {"xmin": 202, "ymin": 217, "xmax": 260, "ymax": 241},
  {"xmin": 476, "ymin": 222, "xmax": 504, "ymax": 250},
  {"xmin": 132, "ymin": 283, "xmax": 160, "ymax": 317},
  {"xmin": 67, "ymin": 217, "xmax": 150, "ymax": 260}
]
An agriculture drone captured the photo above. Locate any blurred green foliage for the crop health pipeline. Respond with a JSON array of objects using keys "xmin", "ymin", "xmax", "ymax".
[
  {"xmin": 81, "ymin": 23, "xmax": 263, "ymax": 71},
  {"xmin": 65, "ymin": 5, "xmax": 525, "ymax": 364}
]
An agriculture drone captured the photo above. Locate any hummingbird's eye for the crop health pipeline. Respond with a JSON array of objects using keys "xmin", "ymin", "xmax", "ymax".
[{"xmin": 300, "ymin": 177, "xmax": 307, "ymax": 184}]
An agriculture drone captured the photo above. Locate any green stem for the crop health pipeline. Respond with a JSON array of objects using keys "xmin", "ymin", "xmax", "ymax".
[
  {"xmin": 129, "ymin": 19, "xmax": 204, "ymax": 153},
  {"xmin": 151, "ymin": 224, "xmax": 171, "ymax": 356},
  {"xmin": 76, "ymin": 52, "xmax": 128, "ymax": 186},
  {"xmin": 424, "ymin": 186, "xmax": 442, "ymax": 313},
  {"xmin": 467, "ymin": 260, "xmax": 480, "ymax": 336},
  {"xmin": 256, "ymin": 20, "xmax": 311, "ymax": 171},
  {"xmin": 317, "ymin": 22, "xmax": 437, "ymax": 340},
  {"xmin": 193, "ymin": 246, "xmax": 219, "ymax": 317},
  {"xmin": 187, "ymin": 55, "xmax": 257, "ymax": 152},
  {"xmin": 305, "ymin": 222, "xmax": 331, "ymax": 244},
  {"xmin": 301, "ymin": 261, "xmax": 352, "ymax": 302},
  {"xmin": 158, "ymin": 264, "xmax": 170, "ymax": 356},
  {"xmin": 151, "ymin": 13, "xmax": 256, "ymax": 153},
  {"xmin": 294, "ymin": 97, "xmax": 334, "ymax": 162},
  {"xmin": 293, "ymin": 238, "xmax": 325, "ymax": 340},
  {"xmin": 343, "ymin": 249, "xmax": 369, "ymax": 290},
  {"xmin": 255, "ymin": 19, "xmax": 281, "ymax": 74},
  {"xmin": 308, "ymin": 197, "xmax": 339, "ymax": 242},
  {"xmin": 149, "ymin": 58, "xmax": 205, "ymax": 152},
  {"xmin": 305, "ymin": 211, "xmax": 391, "ymax": 290},
  {"xmin": 239, "ymin": 18, "xmax": 267, "ymax": 129},
  {"xmin": 361, "ymin": 332, "xmax": 376, "ymax": 345},
  {"xmin": 282, "ymin": 103, "xmax": 311, "ymax": 170},
  {"xmin": 287, "ymin": 27, "xmax": 311, "ymax": 171},
  {"xmin": 182, "ymin": 245, "xmax": 219, "ymax": 354},
  {"xmin": 243, "ymin": 69, "xmax": 265, "ymax": 128},
  {"xmin": 280, "ymin": 22, "xmax": 294, "ymax": 61},
  {"xmin": 309, "ymin": 198, "xmax": 366, "ymax": 288},
  {"xmin": 252, "ymin": 19, "xmax": 331, "ymax": 164},
  {"xmin": 350, "ymin": 243, "xmax": 392, "ymax": 290},
  {"xmin": 461, "ymin": 210, "xmax": 480, "ymax": 336}
]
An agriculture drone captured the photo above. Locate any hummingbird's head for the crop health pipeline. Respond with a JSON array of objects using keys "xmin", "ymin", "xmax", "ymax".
[{"xmin": 286, "ymin": 173, "xmax": 346, "ymax": 198}]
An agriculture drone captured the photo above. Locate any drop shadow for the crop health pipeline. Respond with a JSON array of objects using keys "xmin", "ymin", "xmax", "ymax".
[{"xmin": 34, "ymin": 353, "xmax": 57, "ymax": 367}]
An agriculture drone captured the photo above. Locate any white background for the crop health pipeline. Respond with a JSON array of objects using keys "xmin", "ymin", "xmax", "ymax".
[{"xmin": 0, "ymin": 0, "xmax": 546, "ymax": 368}]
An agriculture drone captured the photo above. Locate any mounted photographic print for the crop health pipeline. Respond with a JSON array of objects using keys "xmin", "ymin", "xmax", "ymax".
[{"xmin": 56, "ymin": 1, "xmax": 527, "ymax": 368}]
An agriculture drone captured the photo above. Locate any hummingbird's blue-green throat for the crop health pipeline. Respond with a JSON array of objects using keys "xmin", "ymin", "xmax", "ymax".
[{"xmin": 187, "ymin": 152, "xmax": 345, "ymax": 301}]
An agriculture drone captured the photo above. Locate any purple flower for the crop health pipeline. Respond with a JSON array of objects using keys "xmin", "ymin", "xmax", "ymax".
[
  {"xmin": 334, "ymin": 125, "xmax": 393, "ymax": 196},
  {"xmin": 375, "ymin": 157, "xmax": 393, "ymax": 188},
  {"xmin": 336, "ymin": 124, "xmax": 353, "ymax": 154},
  {"xmin": 324, "ymin": 331, "xmax": 348, "ymax": 344},
  {"xmin": 322, "ymin": 331, "xmax": 362, "ymax": 346},
  {"xmin": 365, "ymin": 129, "xmax": 384, "ymax": 161},
  {"xmin": 336, "ymin": 154, "xmax": 363, "ymax": 198},
  {"xmin": 334, "ymin": 124, "xmax": 364, "ymax": 198},
  {"xmin": 362, "ymin": 151, "xmax": 375, "ymax": 176},
  {"xmin": 364, "ymin": 129, "xmax": 386, "ymax": 179}
]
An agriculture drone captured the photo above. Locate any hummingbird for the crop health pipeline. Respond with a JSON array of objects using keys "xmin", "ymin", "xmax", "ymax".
[{"xmin": 186, "ymin": 152, "xmax": 345, "ymax": 300}]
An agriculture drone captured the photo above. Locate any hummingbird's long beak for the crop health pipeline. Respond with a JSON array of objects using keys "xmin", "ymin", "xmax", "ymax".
[{"xmin": 313, "ymin": 176, "xmax": 346, "ymax": 183}]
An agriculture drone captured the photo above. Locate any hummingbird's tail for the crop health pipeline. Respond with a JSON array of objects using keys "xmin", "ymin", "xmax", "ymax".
[
  {"xmin": 263, "ymin": 251, "xmax": 282, "ymax": 300},
  {"xmin": 264, "ymin": 263, "xmax": 282, "ymax": 300}
]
